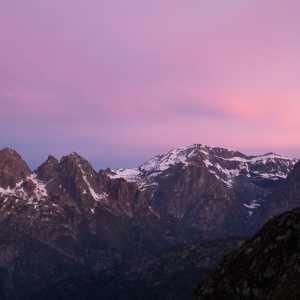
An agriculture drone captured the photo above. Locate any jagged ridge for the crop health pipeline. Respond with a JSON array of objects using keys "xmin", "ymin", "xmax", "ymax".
[
  {"xmin": 109, "ymin": 144, "xmax": 297, "ymax": 189},
  {"xmin": 0, "ymin": 144, "xmax": 299, "ymax": 300}
]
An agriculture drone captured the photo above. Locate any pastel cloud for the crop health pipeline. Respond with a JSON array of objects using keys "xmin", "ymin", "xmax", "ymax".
[{"xmin": 1, "ymin": 0, "xmax": 300, "ymax": 168}]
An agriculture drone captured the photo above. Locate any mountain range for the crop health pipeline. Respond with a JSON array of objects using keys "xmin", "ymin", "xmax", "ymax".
[{"xmin": 0, "ymin": 144, "xmax": 299, "ymax": 299}]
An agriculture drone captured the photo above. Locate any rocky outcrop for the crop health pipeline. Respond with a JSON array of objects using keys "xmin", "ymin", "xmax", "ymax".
[
  {"xmin": 0, "ymin": 148, "xmax": 31, "ymax": 188},
  {"xmin": 36, "ymin": 155, "xmax": 60, "ymax": 181},
  {"xmin": 0, "ymin": 149, "xmax": 182, "ymax": 299},
  {"xmin": 196, "ymin": 207, "xmax": 300, "ymax": 300},
  {"xmin": 261, "ymin": 161, "xmax": 300, "ymax": 220}
]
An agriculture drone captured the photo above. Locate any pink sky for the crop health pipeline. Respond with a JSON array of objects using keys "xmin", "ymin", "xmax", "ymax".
[{"xmin": 1, "ymin": 0, "xmax": 300, "ymax": 168}]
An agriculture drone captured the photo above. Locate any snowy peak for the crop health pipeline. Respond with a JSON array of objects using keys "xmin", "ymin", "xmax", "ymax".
[
  {"xmin": 108, "ymin": 144, "xmax": 297, "ymax": 189},
  {"xmin": 108, "ymin": 145, "xmax": 204, "ymax": 187},
  {"xmin": 139, "ymin": 145, "xmax": 193, "ymax": 174}
]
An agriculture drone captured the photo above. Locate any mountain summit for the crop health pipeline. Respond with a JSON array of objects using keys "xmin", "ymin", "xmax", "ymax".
[
  {"xmin": 110, "ymin": 144, "xmax": 296, "ymax": 186},
  {"xmin": 108, "ymin": 144, "xmax": 297, "ymax": 237}
]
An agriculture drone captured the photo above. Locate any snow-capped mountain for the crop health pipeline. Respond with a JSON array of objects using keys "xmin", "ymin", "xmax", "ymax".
[
  {"xmin": 0, "ymin": 144, "xmax": 297, "ymax": 238},
  {"xmin": 0, "ymin": 144, "xmax": 299, "ymax": 299},
  {"xmin": 108, "ymin": 144, "xmax": 297, "ymax": 234},
  {"xmin": 109, "ymin": 144, "xmax": 296, "ymax": 188}
]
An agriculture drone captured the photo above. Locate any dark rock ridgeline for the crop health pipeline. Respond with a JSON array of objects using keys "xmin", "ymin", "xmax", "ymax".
[{"xmin": 196, "ymin": 207, "xmax": 300, "ymax": 300}]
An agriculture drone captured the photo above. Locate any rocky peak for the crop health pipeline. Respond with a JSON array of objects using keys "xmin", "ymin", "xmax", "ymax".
[
  {"xmin": 58, "ymin": 152, "xmax": 108, "ymax": 205},
  {"xmin": 36, "ymin": 155, "xmax": 60, "ymax": 181},
  {"xmin": 60, "ymin": 152, "xmax": 96, "ymax": 177},
  {"xmin": 0, "ymin": 148, "xmax": 31, "ymax": 188},
  {"xmin": 105, "ymin": 144, "xmax": 297, "ymax": 237},
  {"xmin": 108, "ymin": 144, "xmax": 297, "ymax": 190}
]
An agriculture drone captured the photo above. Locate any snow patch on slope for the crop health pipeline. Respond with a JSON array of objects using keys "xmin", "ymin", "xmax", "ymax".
[
  {"xmin": 0, "ymin": 173, "xmax": 48, "ymax": 210},
  {"xmin": 28, "ymin": 174, "xmax": 48, "ymax": 201},
  {"xmin": 243, "ymin": 200, "xmax": 261, "ymax": 217},
  {"xmin": 140, "ymin": 146, "xmax": 192, "ymax": 174},
  {"xmin": 108, "ymin": 168, "xmax": 141, "ymax": 182},
  {"xmin": 225, "ymin": 153, "xmax": 292, "ymax": 164},
  {"xmin": 79, "ymin": 165, "xmax": 108, "ymax": 202},
  {"xmin": 205, "ymin": 151, "xmax": 297, "ymax": 186},
  {"xmin": 0, "ymin": 181, "xmax": 26, "ymax": 198},
  {"xmin": 108, "ymin": 145, "xmax": 200, "ymax": 189}
]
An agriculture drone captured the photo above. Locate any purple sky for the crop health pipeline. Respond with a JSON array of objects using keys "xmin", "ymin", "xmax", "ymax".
[{"xmin": 1, "ymin": 0, "xmax": 300, "ymax": 169}]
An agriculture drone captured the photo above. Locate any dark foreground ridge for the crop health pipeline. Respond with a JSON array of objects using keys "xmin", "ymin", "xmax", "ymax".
[{"xmin": 196, "ymin": 207, "xmax": 300, "ymax": 300}]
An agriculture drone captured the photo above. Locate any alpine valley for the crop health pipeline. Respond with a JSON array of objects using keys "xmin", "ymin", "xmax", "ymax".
[{"xmin": 0, "ymin": 144, "xmax": 299, "ymax": 300}]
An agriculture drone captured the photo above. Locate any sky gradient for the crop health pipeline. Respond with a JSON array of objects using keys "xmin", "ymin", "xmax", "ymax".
[{"xmin": 1, "ymin": 0, "xmax": 300, "ymax": 169}]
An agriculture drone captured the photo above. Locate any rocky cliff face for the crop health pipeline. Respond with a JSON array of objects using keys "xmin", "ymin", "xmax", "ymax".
[
  {"xmin": 260, "ymin": 161, "xmax": 300, "ymax": 220},
  {"xmin": 0, "ymin": 144, "xmax": 298, "ymax": 299},
  {"xmin": 0, "ymin": 148, "xmax": 31, "ymax": 188},
  {"xmin": 195, "ymin": 159, "xmax": 300, "ymax": 300},
  {"xmin": 0, "ymin": 150, "xmax": 165, "ymax": 299},
  {"xmin": 195, "ymin": 207, "xmax": 300, "ymax": 300},
  {"xmin": 109, "ymin": 144, "xmax": 297, "ymax": 237}
]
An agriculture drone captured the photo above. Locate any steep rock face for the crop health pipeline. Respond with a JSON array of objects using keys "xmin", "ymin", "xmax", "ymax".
[
  {"xmin": 0, "ymin": 148, "xmax": 31, "ymax": 188},
  {"xmin": 0, "ymin": 150, "xmax": 182, "ymax": 299},
  {"xmin": 108, "ymin": 144, "xmax": 297, "ymax": 237},
  {"xmin": 196, "ymin": 208, "xmax": 300, "ymax": 300},
  {"xmin": 36, "ymin": 155, "xmax": 60, "ymax": 181},
  {"xmin": 57, "ymin": 152, "xmax": 108, "ymax": 204},
  {"xmin": 261, "ymin": 161, "xmax": 300, "ymax": 220},
  {"xmin": 106, "ymin": 177, "xmax": 147, "ymax": 217},
  {"xmin": 146, "ymin": 163, "xmax": 233, "ymax": 238}
]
